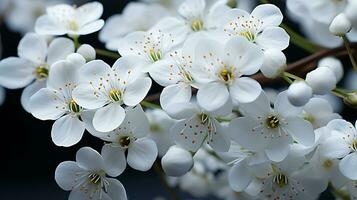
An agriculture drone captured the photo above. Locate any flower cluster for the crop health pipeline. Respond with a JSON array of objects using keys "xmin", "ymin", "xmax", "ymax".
[{"xmin": 1, "ymin": 0, "xmax": 357, "ymax": 200}]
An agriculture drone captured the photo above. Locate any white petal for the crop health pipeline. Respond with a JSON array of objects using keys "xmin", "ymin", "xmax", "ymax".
[
  {"xmin": 47, "ymin": 37, "xmax": 75, "ymax": 65},
  {"xmin": 274, "ymin": 91, "xmax": 302, "ymax": 117},
  {"xmin": 117, "ymin": 31, "xmax": 146, "ymax": 57},
  {"xmin": 224, "ymin": 37, "xmax": 263, "ymax": 75},
  {"xmin": 47, "ymin": 60, "xmax": 79, "ymax": 90},
  {"xmin": 93, "ymin": 103, "xmax": 126, "ymax": 132},
  {"xmin": 21, "ymin": 81, "xmax": 46, "ymax": 113},
  {"xmin": 209, "ymin": 121, "xmax": 230, "ymax": 152},
  {"xmin": 285, "ymin": 118, "xmax": 315, "ymax": 147},
  {"xmin": 319, "ymin": 136, "xmax": 350, "ymax": 159},
  {"xmin": 238, "ymin": 91, "xmax": 270, "ymax": 118},
  {"xmin": 327, "ymin": 119, "xmax": 357, "ymax": 137},
  {"xmin": 197, "ymin": 82, "xmax": 229, "ymax": 112},
  {"xmin": 106, "ymin": 178, "xmax": 127, "ymax": 200},
  {"xmin": 101, "ymin": 144, "xmax": 126, "ymax": 177},
  {"xmin": 123, "ymin": 77, "xmax": 152, "ymax": 106},
  {"xmin": 340, "ymin": 153, "xmax": 357, "ymax": 180},
  {"xmin": 179, "ymin": 0, "xmax": 205, "ymax": 19},
  {"xmin": 228, "ymin": 160, "xmax": 253, "ymax": 192},
  {"xmin": 127, "ymin": 138, "xmax": 158, "ymax": 171},
  {"xmin": 112, "ymin": 55, "xmax": 145, "ymax": 82},
  {"xmin": 78, "ymin": 60, "xmax": 112, "ymax": 82},
  {"xmin": 72, "ymin": 84, "xmax": 108, "ymax": 110},
  {"xmin": 255, "ymin": 27, "xmax": 290, "ymax": 51},
  {"xmin": 55, "ymin": 161, "xmax": 83, "ymax": 191},
  {"xmin": 229, "ymin": 77, "xmax": 262, "ymax": 103},
  {"xmin": 160, "ymin": 83, "xmax": 192, "ymax": 112},
  {"xmin": 18, "ymin": 33, "xmax": 47, "ymax": 64},
  {"xmin": 123, "ymin": 105, "xmax": 150, "ymax": 138},
  {"xmin": 164, "ymin": 102, "xmax": 198, "ymax": 120},
  {"xmin": 51, "ymin": 115, "xmax": 85, "ymax": 147},
  {"xmin": 77, "ymin": 20, "xmax": 105, "ymax": 35},
  {"xmin": 251, "ymin": 4, "xmax": 283, "ymax": 28},
  {"xmin": 29, "ymin": 88, "xmax": 66, "ymax": 120},
  {"xmin": 76, "ymin": 2, "xmax": 103, "ymax": 25},
  {"xmin": 35, "ymin": 15, "xmax": 67, "ymax": 35},
  {"xmin": 265, "ymin": 138, "xmax": 290, "ymax": 162},
  {"xmin": 76, "ymin": 147, "xmax": 104, "ymax": 171},
  {"xmin": 0, "ymin": 57, "xmax": 35, "ymax": 89},
  {"xmin": 149, "ymin": 59, "xmax": 181, "ymax": 86}
]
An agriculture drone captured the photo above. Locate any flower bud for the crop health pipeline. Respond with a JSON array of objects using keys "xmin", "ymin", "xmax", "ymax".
[
  {"xmin": 329, "ymin": 13, "xmax": 352, "ymax": 36},
  {"xmin": 77, "ymin": 44, "xmax": 96, "ymax": 62},
  {"xmin": 318, "ymin": 57, "xmax": 344, "ymax": 82},
  {"xmin": 260, "ymin": 49, "xmax": 286, "ymax": 78},
  {"xmin": 66, "ymin": 53, "xmax": 86, "ymax": 66},
  {"xmin": 305, "ymin": 67, "xmax": 337, "ymax": 95},
  {"xmin": 287, "ymin": 81, "xmax": 313, "ymax": 106},
  {"xmin": 161, "ymin": 145, "xmax": 193, "ymax": 177},
  {"xmin": 343, "ymin": 91, "xmax": 357, "ymax": 108}
]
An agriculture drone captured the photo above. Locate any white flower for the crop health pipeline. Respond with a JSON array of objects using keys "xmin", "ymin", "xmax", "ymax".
[
  {"xmin": 146, "ymin": 109, "xmax": 176, "ymax": 156},
  {"xmin": 193, "ymin": 37, "xmax": 263, "ymax": 112},
  {"xmin": 169, "ymin": 102, "xmax": 231, "ymax": 153},
  {"xmin": 320, "ymin": 119, "xmax": 357, "ymax": 180},
  {"xmin": 329, "ymin": 13, "xmax": 352, "ymax": 36},
  {"xmin": 72, "ymin": 57, "xmax": 152, "ymax": 132},
  {"xmin": 77, "ymin": 44, "xmax": 96, "ymax": 62},
  {"xmin": 84, "ymin": 105, "xmax": 158, "ymax": 172},
  {"xmin": 305, "ymin": 66, "xmax": 337, "ymax": 95},
  {"xmin": 0, "ymin": 33, "xmax": 74, "ymax": 112},
  {"xmin": 287, "ymin": 81, "xmax": 313, "ymax": 107},
  {"xmin": 29, "ymin": 60, "xmax": 86, "ymax": 147},
  {"xmin": 260, "ymin": 49, "xmax": 286, "ymax": 78},
  {"xmin": 161, "ymin": 145, "xmax": 193, "ymax": 177},
  {"xmin": 0, "ymin": 87, "xmax": 5, "ymax": 106},
  {"xmin": 219, "ymin": 4, "xmax": 289, "ymax": 51},
  {"xmin": 35, "ymin": 2, "xmax": 104, "ymax": 36},
  {"xmin": 318, "ymin": 57, "xmax": 344, "ymax": 82},
  {"xmin": 302, "ymin": 97, "xmax": 341, "ymax": 129},
  {"xmin": 230, "ymin": 92, "xmax": 315, "ymax": 162},
  {"xmin": 55, "ymin": 147, "xmax": 127, "ymax": 200},
  {"xmin": 100, "ymin": 2, "xmax": 170, "ymax": 50}
]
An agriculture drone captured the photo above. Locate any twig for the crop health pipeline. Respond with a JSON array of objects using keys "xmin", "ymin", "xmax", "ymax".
[{"xmin": 153, "ymin": 161, "xmax": 181, "ymax": 200}]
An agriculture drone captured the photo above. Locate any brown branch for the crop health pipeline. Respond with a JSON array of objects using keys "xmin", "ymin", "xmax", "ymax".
[{"xmin": 145, "ymin": 43, "xmax": 357, "ymax": 102}]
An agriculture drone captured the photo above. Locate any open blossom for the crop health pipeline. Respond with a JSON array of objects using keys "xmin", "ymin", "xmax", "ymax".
[
  {"xmin": 192, "ymin": 36, "xmax": 263, "ymax": 112},
  {"xmin": 84, "ymin": 105, "xmax": 158, "ymax": 172},
  {"xmin": 320, "ymin": 119, "xmax": 357, "ymax": 180},
  {"xmin": 230, "ymin": 92, "xmax": 315, "ymax": 162},
  {"xmin": 29, "ymin": 60, "xmax": 87, "ymax": 147},
  {"xmin": 35, "ymin": 2, "xmax": 104, "ymax": 36},
  {"xmin": 72, "ymin": 57, "xmax": 152, "ymax": 132},
  {"xmin": 55, "ymin": 147, "xmax": 127, "ymax": 200},
  {"xmin": 219, "ymin": 4, "xmax": 289, "ymax": 51},
  {"xmin": 100, "ymin": 2, "xmax": 170, "ymax": 50},
  {"xmin": 0, "ymin": 33, "xmax": 74, "ymax": 112},
  {"xmin": 169, "ymin": 102, "xmax": 231, "ymax": 153}
]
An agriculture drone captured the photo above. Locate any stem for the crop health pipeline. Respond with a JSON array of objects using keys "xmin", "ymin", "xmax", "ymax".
[
  {"xmin": 141, "ymin": 100, "xmax": 161, "ymax": 109},
  {"xmin": 342, "ymin": 35, "xmax": 357, "ymax": 72},
  {"xmin": 95, "ymin": 48, "xmax": 121, "ymax": 59},
  {"xmin": 153, "ymin": 161, "xmax": 181, "ymax": 200},
  {"xmin": 330, "ymin": 183, "xmax": 350, "ymax": 200},
  {"xmin": 281, "ymin": 74, "xmax": 293, "ymax": 84},
  {"xmin": 71, "ymin": 35, "xmax": 80, "ymax": 49},
  {"xmin": 283, "ymin": 72, "xmax": 304, "ymax": 81}
]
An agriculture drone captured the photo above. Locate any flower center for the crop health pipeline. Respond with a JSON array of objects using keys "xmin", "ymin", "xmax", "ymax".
[
  {"xmin": 68, "ymin": 20, "xmax": 79, "ymax": 31},
  {"xmin": 109, "ymin": 89, "xmax": 122, "ymax": 102},
  {"xmin": 119, "ymin": 136, "xmax": 131, "ymax": 148},
  {"xmin": 149, "ymin": 48, "xmax": 162, "ymax": 62},
  {"xmin": 351, "ymin": 140, "xmax": 357, "ymax": 151},
  {"xmin": 240, "ymin": 31, "xmax": 256, "ymax": 42},
  {"xmin": 191, "ymin": 19, "xmax": 204, "ymax": 32},
  {"xmin": 35, "ymin": 66, "xmax": 49, "ymax": 80},
  {"xmin": 199, "ymin": 113, "xmax": 210, "ymax": 125},
  {"xmin": 88, "ymin": 173, "xmax": 102, "ymax": 185},
  {"xmin": 323, "ymin": 159, "xmax": 333, "ymax": 169},
  {"xmin": 273, "ymin": 173, "xmax": 289, "ymax": 188},
  {"xmin": 150, "ymin": 123, "xmax": 161, "ymax": 132},
  {"xmin": 303, "ymin": 112, "xmax": 315, "ymax": 124},
  {"xmin": 227, "ymin": 0, "xmax": 237, "ymax": 8},
  {"xmin": 220, "ymin": 69, "xmax": 235, "ymax": 82},
  {"xmin": 266, "ymin": 115, "xmax": 280, "ymax": 129},
  {"xmin": 68, "ymin": 99, "xmax": 81, "ymax": 113}
]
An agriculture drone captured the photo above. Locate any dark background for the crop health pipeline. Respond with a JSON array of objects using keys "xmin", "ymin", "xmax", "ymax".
[{"xmin": 0, "ymin": 0, "xmax": 355, "ymax": 199}]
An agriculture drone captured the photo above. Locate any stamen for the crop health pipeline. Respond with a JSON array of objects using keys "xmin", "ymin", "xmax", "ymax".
[
  {"xmin": 191, "ymin": 19, "xmax": 204, "ymax": 32},
  {"xmin": 68, "ymin": 20, "xmax": 79, "ymax": 31},
  {"xmin": 220, "ymin": 68, "xmax": 234, "ymax": 82},
  {"xmin": 68, "ymin": 99, "xmax": 81, "ymax": 113},
  {"xmin": 119, "ymin": 136, "xmax": 131, "ymax": 148},
  {"xmin": 88, "ymin": 173, "xmax": 101, "ymax": 185},
  {"xmin": 323, "ymin": 159, "xmax": 333, "ymax": 169},
  {"xmin": 149, "ymin": 48, "xmax": 161, "ymax": 62},
  {"xmin": 351, "ymin": 140, "xmax": 357, "ymax": 151},
  {"xmin": 266, "ymin": 115, "xmax": 280, "ymax": 129},
  {"xmin": 239, "ymin": 31, "xmax": 256, "ymax": 42},
  {"xmin": 35, "ymin": 66, "xmax": 49, "ymax": 80},
  {"xmin": 273, "ymin": 173, "xmax": 289, "ymax": 188},
  {"xmin": 109, "ymin": 89, "xmax": 122, "ymax": 102}
]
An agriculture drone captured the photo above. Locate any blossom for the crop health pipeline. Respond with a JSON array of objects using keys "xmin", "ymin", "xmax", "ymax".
[
  {"xmin": 100, "ymin": 2, "xmax": 170, "ymax": 50},
  {"xmin": 192, "ymin": 36, "xmax": 263, "ymax": 112},
  {"xmin": 83, "ymin": 105, "xmax": 158, "ymax": 172},
  {"xmin": 320, "ymin": 119, "xmax": 357, "ymax": 180},
  {"xmin": 35, "ymin": 2, "xmax": 104, "ymax": 36},
  {"xmin": 55, "ymin": 147, "xmax": 127, "ymax": 200},
  {"xmin": 29, "ymin": 60, "xmax": 86, "ymax": 147},
  {"xmin": 0, "ymin": 33, "xmax": 74, "ymax": 112},
  {"xmin": 72, "ymin": 57, "xmax": 152, "ymax": 132},
  {"xmin": 169, "ymin": 102, "xmax": 231, "ymax": 153},
  {"xmin": 219, "ymin": 4, "xmax": 289, "ymax": 51},
  {"xmin": 230, "ymin": 92, "xmax": 315, "ymax": 162}
]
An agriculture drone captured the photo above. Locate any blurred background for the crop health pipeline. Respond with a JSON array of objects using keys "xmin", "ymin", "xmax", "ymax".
[{"xmin": 0, "ymin": 0, "xmax": 355, "ymax": 199}]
